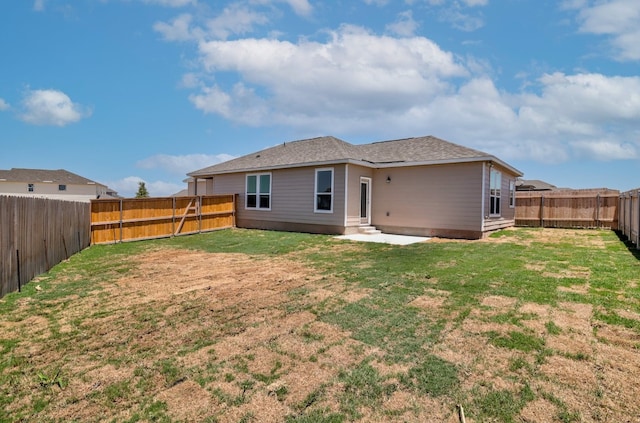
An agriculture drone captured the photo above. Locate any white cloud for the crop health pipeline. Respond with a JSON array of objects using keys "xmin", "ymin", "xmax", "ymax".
[
  {"xmin": 107, "ymin": 176, "xmax": 185, "ymax": 198},
  {"xmin": 0, "ymin": 98, "xmax": 9, "ymax": 111},
  {"xmin": 386, "ymin": 10, "xmax": 419, "ymax": 37},
  {"xmin": 33, "ymin": 0, "xmax": 46, "ymax": 11},
  {"xmin": 438, "ymin": 7, "xmax": 485, "ymax": 31},
  {"xmin": 20, "ymin": 89, "xmax": 91, "ymax": 126},
  {"xmin": 570, "ymin": 139, "xmax": 638, "ymax": 160},
  {"xmin": 154, "ymin": 5, "xmax": 269, "ymax": 42},
  {"xmin": 146, "ymin": 180, "xmax": 187, "ymax": 196},
  {"xmin": 140, "ymin": 0, "xmax": 196, "ymax": 7},
  {"xmin": 252, "ymin": 0, "xmax": 313, "ymax": 16},
  {"xmin": 179, "ymin": 72, "xmax": 201, "ymax": 88},
  {"xmin": 158, "ymin": 11, "xmax": 640, "ymax": 164},
  {"xmin": 461, "ymin": 0, "xmax": 488, "ymax": 6},
  {"xmin": 193, "ymin": 24, "xmax": 467, "ymax": 124},
  {"xmin": 283, "ymin": 0, "xmax": 313, "ymax": 16},
  {"xmin": 574, "ymin": 0, "xmax": 640, "ymax": 61},
  {"xmin": 154, "ymin": 13, "xmax": 200, "ymax": 41},
  {"xmin": 137, "ymin": 153, "xmax": 235, "ymax": 174},
  {"xmin": 205, "ymin": 4, "xmax": 269, "ymax": 39}
]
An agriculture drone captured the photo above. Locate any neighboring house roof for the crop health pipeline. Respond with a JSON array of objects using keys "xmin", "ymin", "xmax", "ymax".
[
  {"xmin": 0, "ymin": 168, "xmax": 102, "ymax": 186},
  {"xmin": 189, "ymin": 135, "xmax": 523, "ymax": 177},
  {"xmin": 516, "ymin": 179, "xmax": 558, "ymax": 191},
  {"xmin": 172, "ymin": 189, "xmax": 189, "ymax": 197}
]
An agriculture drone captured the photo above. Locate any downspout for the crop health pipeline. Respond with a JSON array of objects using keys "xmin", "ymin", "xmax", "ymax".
[
  {"xmin": 637, "ymin": 190, "xmax": 640, "ymax": 249},
  {"xmin": 480, "ymin": 162, "xmax": 486, "ymax": 232}
]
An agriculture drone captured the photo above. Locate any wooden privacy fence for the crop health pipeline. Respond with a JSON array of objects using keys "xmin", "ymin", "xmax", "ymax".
[
  {"xmin": 90, "ymin": 195, "xmax": 235, "ymax": 244},
  {"xmin": 515, "ymin": 190, "xmax": 619, "ymax": 229},
  {"xmin": 0, "ymin": 196, "xmax": 90, "ymax": 298},
  {"xmin": 619, "ymin": 189, "xmax": 640, "ymax": 249}
]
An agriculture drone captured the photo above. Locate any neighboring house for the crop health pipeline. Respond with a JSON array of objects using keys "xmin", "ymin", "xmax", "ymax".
[
  {"xmin": 516, "ymin": 179, "xmax": 558, "ymax": 191},
  {"xmin": 0, "ymin": 168, "xmax": 118, "ymax": 202},
  {"xmin": 188, "ymin": 136, "xmax": 523, "ymax": 239}
]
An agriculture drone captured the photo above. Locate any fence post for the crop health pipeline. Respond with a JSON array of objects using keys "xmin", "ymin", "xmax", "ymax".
[
  {"xmin": 16, "ymin": 250, "xmax": 21, "ymax": 293},
  {"xmin": 172, "ymin": 196, "xmax": 176, "ymax": 237},
  {"xmin": 198, "ymin": 196, "xmax": 202, "ymax": 234},
  {"xmin": 596, "ymin": 194, "xmax": 600, "ymax": 228},
  {"xmin": 119, "ymin": 199, "xmax": 123, "ymax": 243},
  {"xmin": 540, "ymin": 195, "xmax": 545, "ymax": 228}
]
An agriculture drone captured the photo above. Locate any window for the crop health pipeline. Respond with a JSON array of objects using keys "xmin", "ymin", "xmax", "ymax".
[
  {"xmin": 315, "ymin": 168, "xmax": 333, "ymax": 212},
  {"xmin": 489, "ymin": 168, "xmax": 501, "ymax": 216},
  {"xmin": 58, "ymin": 184, "xmax": 67, "ymax": 191},
  {"xmin": 509, "ymin": 180, "xmax": 515, "ymax": 208},
  {"xmin": 28, "ymin": 183, "xmax": 34, "ymax": 192},
  {"xmin": 246, "ymin": 173, "xmax": 271, "ymax": 210}
]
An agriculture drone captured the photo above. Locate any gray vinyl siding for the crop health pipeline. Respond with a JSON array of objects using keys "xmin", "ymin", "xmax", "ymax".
[
  {"xmin": 212, "ymin": 165, "xmax": 346, "ymax": 227},
  {"xmin": 371, "ymin": 162, "xmax": 484, "ymax": 232}
]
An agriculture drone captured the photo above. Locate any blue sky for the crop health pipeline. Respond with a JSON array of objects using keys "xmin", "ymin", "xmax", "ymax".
[{"xmin": 1, "ymin": 0, "xmax": 639, "ymax": 197}]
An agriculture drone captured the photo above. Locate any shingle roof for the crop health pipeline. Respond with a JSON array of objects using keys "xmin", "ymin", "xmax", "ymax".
[
  {"xmin": 0, "ymin": 168, "xmax": 102, "ymax": 185},
  {"xmin": 515, "ymin": 179, "xmax": 558, "ymax": 191},
  {"xmin": 189, "ymin": 135, "xmax": 522, "ymax": 176},
  {"xmin": 357, "ymin": 136, "xmax": 490, "ymax": 163}
]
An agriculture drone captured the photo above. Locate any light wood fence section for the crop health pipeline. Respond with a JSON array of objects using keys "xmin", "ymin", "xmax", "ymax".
[
  {"xmin": 619, "ymin": 189, "xmax": 640, "ymax": 249},
  {"xmin": 90, "ymin": 195, "xmax": 235, "ymax": 244},
  {"xmin": 515, "ymin": 190, "xmax": 619, "ymax": 229},
  {"xmin": 1, "ymin": 196, "xmax": 90, "ymax": 298}
]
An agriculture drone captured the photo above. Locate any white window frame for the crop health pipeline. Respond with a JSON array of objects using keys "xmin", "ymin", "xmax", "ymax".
[
  {"xmin": 314, "ymin": 168, "xmax": 334, "ymax": 213},
  {"xmin": 27, "ymin": 183, "xmax": 34, "ymax": 192},
  {"xmin": 59, "ymin": 184, "xmax": 67, "ymax": 191},
  {"xmin": 509, "ymin": 180, "xmax": 515, "ymax": 208},
  {"xmin": 489, "ymin": 168, "xmax": 502, "ymax": 217},
  {"xmin": 245, "ymin": 172, "xmax": 271, "ymax": 211}
]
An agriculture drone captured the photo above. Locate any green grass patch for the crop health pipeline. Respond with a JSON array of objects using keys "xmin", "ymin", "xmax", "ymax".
[
  {"xmin": 487, "ymin": 330, "xmax": 546, "ymax": 353},
  {"xmin": 2, "ymin": 227, "xmax": 638, "ymax": 421}
]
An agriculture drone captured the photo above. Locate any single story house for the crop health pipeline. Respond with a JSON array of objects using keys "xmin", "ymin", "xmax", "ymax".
[
  {"xmin": 187, "ymin": 135, "xmax": 523, "ymax": 239},
  {"xmin": 516, "ymin": 179, "xmax": 558, "ymax": 192},
  {"xmin": 0, "ymin": 168, "xmax": 119, "ymax": 202}
]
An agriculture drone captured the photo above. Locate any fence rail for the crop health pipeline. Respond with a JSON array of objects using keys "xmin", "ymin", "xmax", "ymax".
[
  {"xmin": 90, "ymin": 195, "xmax": 236, "ymax": 244},
  {"xmin": 1, "ymin": 196, "xmax": 90, "ymax": 298},
  {"xmin": 619, "ymin": 189, "xmax": 640, "ymax": 249},
  {"xmin": 515, "ymin": 190, "xmax": 619, "ymax": 229}
]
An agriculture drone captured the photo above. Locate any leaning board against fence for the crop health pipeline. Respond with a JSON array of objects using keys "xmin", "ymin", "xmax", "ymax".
[
  {"xmin": 515, "ymin": 189, "xmax": 619, "ymax": 229},
  {"xmin": 619, "ymin": 189, "xmax": 640, "ymax": 249},
  {"xmin": 0, "ymin": 196, "xmax": 90, "ymax": 298},
  {"xmin": 90, "ymin": 195, "xmax": 236, "ymax": 244}
]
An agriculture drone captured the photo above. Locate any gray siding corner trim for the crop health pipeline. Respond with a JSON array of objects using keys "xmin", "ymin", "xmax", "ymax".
[
  {"xmin": 481, "ymin": 162, "xmax": 486, "ymax": 232},
  {"xmin": 344, "ymin": 164, "xmax": 349, "ymax": 227}
]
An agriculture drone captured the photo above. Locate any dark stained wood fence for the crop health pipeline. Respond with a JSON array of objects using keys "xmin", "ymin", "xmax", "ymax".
[
  {"xmin": 1, "ymin": 196, "xmax": 90, "ymax": 298},
  {"xmin": 515, "ymin": 190, "xmax": 619, "ymax": 229},
  {"xmin": 619, "ymin": 189, "xmax": 640, "ymax": 249},
  {"xmin": 90, "ymin": 195, "xmax": 235, "ymax": 244}
]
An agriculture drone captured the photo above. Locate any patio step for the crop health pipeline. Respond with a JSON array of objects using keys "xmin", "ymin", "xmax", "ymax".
[{"xmin": 358, "ymin": 226, "xmax": 382, "ymax": 235}]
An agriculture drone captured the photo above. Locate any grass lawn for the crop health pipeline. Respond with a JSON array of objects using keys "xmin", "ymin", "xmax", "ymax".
[{"xmin": 1, "ymin": 227, "xmax": 639, "ymax": 422}]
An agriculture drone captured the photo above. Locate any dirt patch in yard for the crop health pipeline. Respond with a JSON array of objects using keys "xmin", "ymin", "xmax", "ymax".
[{"xmin": 2, "ymin": 228, "xmax": 640, "ymax": 422}]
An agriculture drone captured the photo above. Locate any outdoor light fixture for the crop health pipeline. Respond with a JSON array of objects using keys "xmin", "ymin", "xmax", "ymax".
[{"xmin": 386, "ymin": 176, "xmax": 391, "ymax": 183}]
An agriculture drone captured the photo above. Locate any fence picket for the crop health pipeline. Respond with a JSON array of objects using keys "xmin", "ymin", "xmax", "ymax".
[
  {"xmin": 0, "ymin": 196, "xmax": 90, "ymax": 298},
  {"xmin": 515, "ymin": 190, "xmax": 619, "ymax": 229},
  {"xmin": 90, "ymin": 195, "xmax": 235, "ymax": 244}
]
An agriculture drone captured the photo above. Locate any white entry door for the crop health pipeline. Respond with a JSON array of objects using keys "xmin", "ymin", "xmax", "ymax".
[{"xmin": 360, "ymin": 177, "xmax": 371, "ymax": 225}]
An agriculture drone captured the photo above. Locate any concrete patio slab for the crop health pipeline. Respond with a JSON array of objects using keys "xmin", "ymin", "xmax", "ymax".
[{"xmin": 334, "ymin": 233, "xmax": 431, "ymax": 245}]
